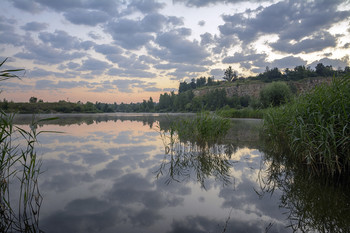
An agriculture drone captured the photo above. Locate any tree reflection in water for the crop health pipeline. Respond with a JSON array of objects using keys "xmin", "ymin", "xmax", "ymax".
[
  {"xmin": 155, "ymin": 115, "xmax": 236, "ymax": 189},
  {"xmin": 259, "ymin": 149, "xmax": 350, "ymax": 233}
]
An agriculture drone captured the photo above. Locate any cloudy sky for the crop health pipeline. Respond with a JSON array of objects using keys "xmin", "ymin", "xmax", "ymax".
[{"xmin": 1, "ymin": 0, "xmax": 350, "ymax": 103}]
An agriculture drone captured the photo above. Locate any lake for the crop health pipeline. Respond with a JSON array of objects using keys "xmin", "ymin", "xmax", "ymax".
[{"xmin": 11, "ymin": 113, "xmax": 350, "ymax": 233}]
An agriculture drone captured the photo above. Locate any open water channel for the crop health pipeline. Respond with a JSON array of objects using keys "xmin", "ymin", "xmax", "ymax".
[{"xmin": 12, "ymin": 113, "xmax": 350, "ymax": 233}]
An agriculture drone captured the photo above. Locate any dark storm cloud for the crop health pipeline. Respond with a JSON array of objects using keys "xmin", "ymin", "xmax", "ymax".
[
  {"xmin": 64, "ymin": 9, "xmax": 109, "ymax": 26},
  {"xmin": 21, "ymin": 21, "xmax": 48, "ymax": 31}
]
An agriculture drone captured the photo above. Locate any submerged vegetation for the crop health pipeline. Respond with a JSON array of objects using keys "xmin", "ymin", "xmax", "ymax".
[{"xmin": 263, "ymin": 74, "xmax": 350, "ymax": 177}]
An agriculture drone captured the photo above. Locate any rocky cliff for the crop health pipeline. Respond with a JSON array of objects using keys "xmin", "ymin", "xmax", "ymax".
[{"xmin": 193, "ymin": 77, "xmax": 332, "ymax": 98}]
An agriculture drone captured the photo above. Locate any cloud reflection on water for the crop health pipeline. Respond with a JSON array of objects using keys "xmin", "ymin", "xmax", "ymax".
[{"xmin": 18, "ymin": 114, "xmax": 291, "ymax": 232}]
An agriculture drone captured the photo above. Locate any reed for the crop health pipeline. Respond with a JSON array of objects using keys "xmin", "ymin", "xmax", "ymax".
[
  {"xmin": 173, "ymin": 112, "xmax": 231, "ymax": 146},
  {"xmin": 263, "ymin": 75, "xmax": 350, "ymax": 177}
]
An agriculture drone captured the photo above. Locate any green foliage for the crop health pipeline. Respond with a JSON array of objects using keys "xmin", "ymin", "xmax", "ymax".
[
  {"xmin": 260, "ymin": 81, "xmax": 292, "ymax": 108},
  {"xmin": 224, "ymin": 66, "xmax": 237, "ymax": 82},
  {"xmin": 0, "ymin": 58, "xmax": 44, "ymax": 232},
  {"xmin": 217, "ymin": 108, "xmax": 265, "ymax": 119},
  {"xmin": 173, "ymin": 112, "xmax": 231, "ymax": 146},
  {"xmin": 263, "ymin": 75, "xmax": 350, "ymax": 177}
]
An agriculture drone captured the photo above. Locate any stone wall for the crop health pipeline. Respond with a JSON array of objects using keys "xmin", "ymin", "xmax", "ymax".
[{"xmin": 193, "ymin": 77, "xmax": 332, "ymax": 98}]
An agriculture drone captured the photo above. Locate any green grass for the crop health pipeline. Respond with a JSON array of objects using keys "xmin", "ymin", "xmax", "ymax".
[
  {"xmin": 217, "ymin": 108, "xmax": 265, "ymax": 119},
  {"xmin": 263, "ymin": 75, "xmax": 350, "ymax": 177},
  {"xmin": 173, "ymin": 112, "xmax": 231, "ymax": 146}
]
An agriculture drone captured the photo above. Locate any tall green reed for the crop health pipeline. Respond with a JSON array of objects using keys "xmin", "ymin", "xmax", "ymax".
[
  {"xmin": 0, "ymin": 58, "xmax": 47, "ymax": 232},
  {"xmin": 263, "ymin": 75, "xmax": 350, "ymax": 177}
]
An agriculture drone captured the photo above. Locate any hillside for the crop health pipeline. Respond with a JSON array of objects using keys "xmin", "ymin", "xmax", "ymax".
[{"xmin": 193, "ymin": 77, "xmax": 332, "ymax": 98}]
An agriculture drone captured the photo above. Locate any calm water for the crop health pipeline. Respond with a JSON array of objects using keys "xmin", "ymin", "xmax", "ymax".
[{"xmin": 12, "ymin": 113, "xmax": 350, "ymax": 233}]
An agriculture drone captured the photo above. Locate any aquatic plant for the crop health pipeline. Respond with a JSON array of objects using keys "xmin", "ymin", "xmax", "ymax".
[
  {"xmin": 173, "ymin": 112, "xmax": 231, "ymax": 146},
  {"xmin": 0, "ymin": 58, "xmax": 47, "ymax": 232},
  {"xmin": 156, "ymin": 112, "xmax": 234, "ymax": 188},
  {"xmin": 258, "ymin": 151, "xmax": 350, "ymax": 233},
  {"xmin": 263, "ymin": 75, "xmax": 350, "ymax": 177}
]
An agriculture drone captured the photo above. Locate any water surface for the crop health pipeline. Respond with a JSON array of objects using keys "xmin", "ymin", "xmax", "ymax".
[{"xmin": 13, "ymin": 113, "xmax": 350, "ymax": 233}]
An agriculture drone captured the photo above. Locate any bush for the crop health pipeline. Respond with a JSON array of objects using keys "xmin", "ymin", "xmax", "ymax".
[{"xmin": 260, "ymin": 81, "xmax": 292, "ymax": 108}]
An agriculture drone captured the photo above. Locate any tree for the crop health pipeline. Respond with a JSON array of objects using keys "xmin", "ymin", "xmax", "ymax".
[
  {"xmin": 224, "ymin": 66, "xmax": 237, "ymax": 82},
  {"xmin": 29, "ymin": 97, "xmax": 37, "ymax": 103}
]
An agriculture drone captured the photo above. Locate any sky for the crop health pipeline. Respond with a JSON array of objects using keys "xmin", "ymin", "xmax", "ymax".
[{"xmin": 1, "ymin": 0, "xmax": 350, "ymax": 104}]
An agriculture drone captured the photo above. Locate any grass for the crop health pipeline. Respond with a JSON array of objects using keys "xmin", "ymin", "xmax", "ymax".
[
  {"xmin": 173, "ymin": 112, "xmax": 231, "ymax": 146},
  {"xmin": 156, "ymin": 112, "xmax": 234, "ymax": 189},
  {"xmin": 262, "ymin": 74, "xmax": 350, "ymax": 177},
  {"xmin": 217, "ymin": 107, "xmax": 265, "ymax": 119}
]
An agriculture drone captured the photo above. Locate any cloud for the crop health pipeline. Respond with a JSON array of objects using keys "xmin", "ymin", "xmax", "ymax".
[
  {"xmin": 152, "ymin": 29, "xmax": 210, "ymax": 65},
  {"xmin": 0, "ymin": 17, "xmax": 22, "ymax": 46},
  {"xmin": 107, "ymin": 67, "xmax": 156, "ymax": 79},
  {"xmin": 21, "ymin": 21, "xmax": 48, "ymax": 31},
  {"xmin": 87, "ymin": 31, "xmax": 102, "ymax": 40},
  {"xmin": 15, "ymin": 38, "xmax": 86, "ymax": 65},
  {"xmin": 126, "ymin": 0, "xmax": 165, "ymax": 14},
  {"xmin": 12, "ymin": 0, "xmax": 44, "ymax": 13},
  {"xmin": 308, "ymin": 57, "xmax": 349, "ymax": 70},
  {"xmin": 173, "ymin": 0, "xmax": 266, "ymax": 7},
  {"xmin": 108, "ymin": 79, "xmax": 145, "ymax": 93},
  {"xmin": 39, "ymin": 30, "xmax": 82, "ymax": 50},
  {"xmin": 219, "ymin": 0, "xmax": 350, "ymax": 45},
  {"xmin": 270, "ymin": 32, "xmax": 337, "ymax": 54},
  {"xmin": 105, "ymin": 19, "xmax": 154, "ymax": 50},
  {"xmin": 105, "ymin": 13, "xmax": 184, "ymax": 50},
  {"xmin": 35, "ymin": 80, "xmax": 90, "ymax": 90},
  {"xmin": 94, "ymin": 44, "xmax": 123, "ymax": 55},
  {"xmin": 64, "ymin": 9, "xmax": 109, "ymax": 26},
  {"xmin": 269, "ymin": 56, "xmax": 307, "ymax": 69},
  {"xmin": 79, "ymin": 57, "xmax": 112, "ymax": 73},
  {"xmin": 198, "ymin": 20, "xmax": 206, "ymax": 26}
]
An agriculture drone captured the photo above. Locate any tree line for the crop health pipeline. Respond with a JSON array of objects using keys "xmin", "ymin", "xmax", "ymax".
[{"xmin": 1, "ymin": 63, "xmax": 349, "ymax": 114}]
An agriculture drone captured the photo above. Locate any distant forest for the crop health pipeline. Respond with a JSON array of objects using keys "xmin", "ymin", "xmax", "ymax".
[{"xmin": 1, "ymin": 63, "xmax": 349, "ymax": 114}]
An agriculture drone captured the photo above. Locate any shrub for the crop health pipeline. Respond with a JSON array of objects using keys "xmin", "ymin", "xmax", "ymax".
[{"xmin": 260, "ymin": 81, "xmax": 292, "ymax": 108}]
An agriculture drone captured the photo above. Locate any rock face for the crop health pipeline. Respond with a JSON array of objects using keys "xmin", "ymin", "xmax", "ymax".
[{"xmin": 193, "ymin": 77, "xmax": 332, "ymax": 98}]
